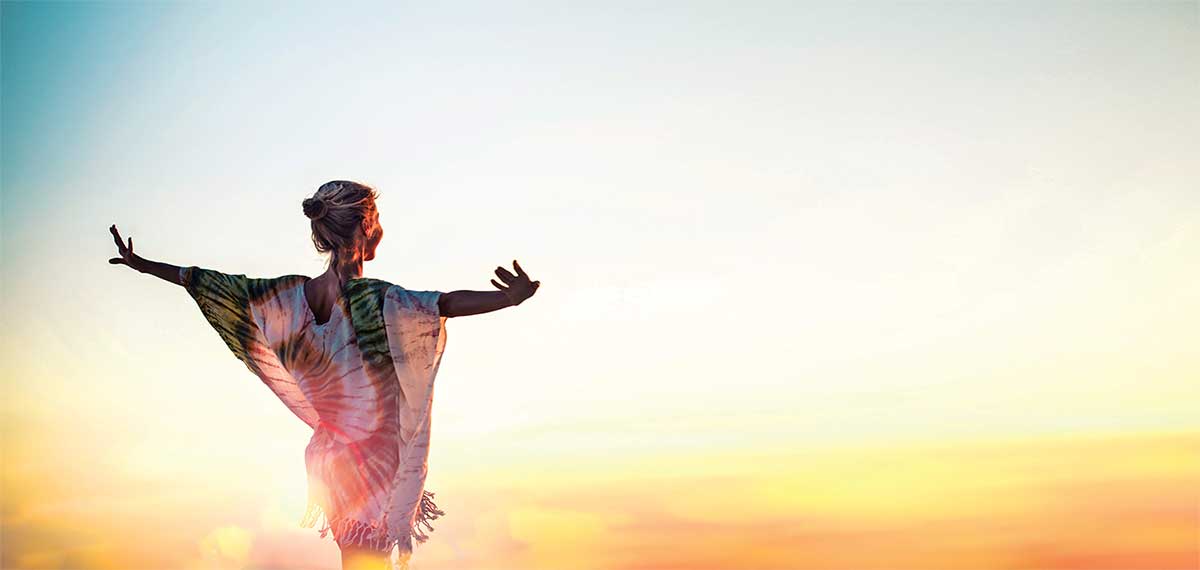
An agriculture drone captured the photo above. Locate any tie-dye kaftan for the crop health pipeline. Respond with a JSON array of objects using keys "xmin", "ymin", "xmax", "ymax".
[{"xmin": 180, "ymin": 266, "xmax": 448, "ymax": 567}]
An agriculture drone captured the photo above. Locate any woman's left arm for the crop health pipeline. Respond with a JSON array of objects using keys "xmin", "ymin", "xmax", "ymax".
[
  {"xmin": 108, "ymin": 224, "xmax": 184, "ymax": 286},
  {"xmin": 439, "ymin": 260, "xmax": 540, "ymax": 318}
]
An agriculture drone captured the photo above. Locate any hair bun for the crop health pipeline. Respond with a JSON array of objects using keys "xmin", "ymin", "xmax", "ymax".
[{"xmin": 303, "ymin": 197, "xmax": 328, "ymax": 221}]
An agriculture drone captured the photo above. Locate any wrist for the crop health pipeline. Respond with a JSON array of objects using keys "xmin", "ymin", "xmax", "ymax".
[{"xmin": 130, "ymin": 255, "xmax": 150, "ymax": 273}]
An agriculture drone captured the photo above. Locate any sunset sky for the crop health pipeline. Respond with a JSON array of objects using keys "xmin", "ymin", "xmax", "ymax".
[{"xmin": 2, "ymin": 2, "xmax": 1197, "ymax": 569}]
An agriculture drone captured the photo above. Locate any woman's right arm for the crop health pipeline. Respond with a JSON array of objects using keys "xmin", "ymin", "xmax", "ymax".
[
  {"xmin": 108, "ymin": 224, "xmax": 183, "ymax": 286},
  {"xmin": 439, "ymin": 260, "xmax": 540, "ymax": 317}
]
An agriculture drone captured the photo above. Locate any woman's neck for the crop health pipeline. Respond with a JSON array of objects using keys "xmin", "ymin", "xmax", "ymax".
[{"xmin": 321, "ymin": 260, "xmax": 363, "ymax": 286}]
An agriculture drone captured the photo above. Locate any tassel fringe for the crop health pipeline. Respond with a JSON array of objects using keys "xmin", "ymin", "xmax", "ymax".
[
  {"xmin": 299, "ymin": 489, "xmax": 446, "ymax": 569},
  {"xmin": 411, "ymin": 490, "xmax": 445, "ymax": 544}
]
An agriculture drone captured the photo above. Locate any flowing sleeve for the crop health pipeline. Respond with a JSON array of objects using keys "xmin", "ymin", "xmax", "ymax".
[
  {"xmin": 381, "ymin": 285, "xmax": 448, "ymax": 427},
  {"xmin": 179, "ymin": 265, "xmax": 320, "ymax": 429},
  {"xmin": 379, "ymin": 284, "xmax": 450, "ymax": 548}
]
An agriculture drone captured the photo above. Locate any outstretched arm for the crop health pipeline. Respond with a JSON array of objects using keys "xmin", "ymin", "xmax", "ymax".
[
  {"xmin": 439, "ymin": 259, "xmax": 541, "ymax": 318},
  {"xmin": 108, "ymin": 224, "xmax": 184, "ymax": 286}
]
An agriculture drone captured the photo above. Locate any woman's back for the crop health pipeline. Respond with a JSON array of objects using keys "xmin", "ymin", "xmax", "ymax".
[
  {"xmin": 289, "ymin": 276, "xmax": 395, "ymax": 440},
  {"xmin": 286, "ymin": 277, "xmax": 405, "ymax": 552}
]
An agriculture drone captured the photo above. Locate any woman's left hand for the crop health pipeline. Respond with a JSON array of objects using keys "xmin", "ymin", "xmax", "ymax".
[
  {"xmin": 491, "ymin": 260, "xmax": 540, "ymax": 306},
  {"xmin": 108, "ymin": 224, "xmax": 145, "ymax": 272}
]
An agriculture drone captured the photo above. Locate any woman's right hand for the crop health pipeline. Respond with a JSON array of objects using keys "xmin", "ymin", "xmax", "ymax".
[
  {"xmin": 108, "ymin": 224, "xmax": 144, "ymax": 272},
  {"xmin": 491, "ymin": 259, "xmax": 540, "ymax": 306}
]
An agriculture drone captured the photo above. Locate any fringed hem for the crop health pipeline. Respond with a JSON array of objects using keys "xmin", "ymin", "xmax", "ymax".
[
  {"xmin": 412, "ymin": 490, "xmax": 446, "ymax": 544},
  {"xmin": 299, "ymin": 490, "xmax": 445, "ymax": 569}
]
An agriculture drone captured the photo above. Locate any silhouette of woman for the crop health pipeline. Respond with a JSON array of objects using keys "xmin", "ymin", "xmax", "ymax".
[{"xmin": 109, "ymin": 180, "xmax": 540, "ymax": 570}]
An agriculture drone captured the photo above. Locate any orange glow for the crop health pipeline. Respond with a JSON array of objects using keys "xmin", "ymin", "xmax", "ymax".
[{"xmin": 4, "ymin": 430, "xmax": 1196, "ymax": 569}]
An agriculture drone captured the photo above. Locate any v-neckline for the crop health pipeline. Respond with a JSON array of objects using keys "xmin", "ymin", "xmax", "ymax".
[{"xmin": 301, "ymin": 276, "xmax": 350, "ymax": 328}]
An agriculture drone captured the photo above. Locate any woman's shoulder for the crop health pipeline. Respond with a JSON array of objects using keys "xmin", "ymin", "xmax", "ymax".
[
  {"xmin": 181, "ymin": 266, "xmax": 306, "ymax": 301},
  {"xmin": 246, "ymin": 273, "xmax": 308, "ymax": 303},
  {"xmin": 343, "ymin": 277, "xmax": 395, "ymax": 308}
]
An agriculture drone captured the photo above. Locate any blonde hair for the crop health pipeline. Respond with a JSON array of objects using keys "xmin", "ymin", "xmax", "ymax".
[{"xmin": 302, "ymin": 180, "xmax": 380, "ymax": 280}]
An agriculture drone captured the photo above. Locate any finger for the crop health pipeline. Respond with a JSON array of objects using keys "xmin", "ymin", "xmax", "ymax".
[
  {"xmin": 127, "ymin": 237, "xmax": 134, "ymax": 253},
  {"xmin": 490, "ymin": 279, "xmax": 509, "ymax": 291},
  {"xmin": 111, "ymin": 225, "xmax": 125, "ymax": 250},
  {"xmin": 109, "ymin": 257, "xmax": 125, "ymax": 265},
  {"xmin": 495, "ymin": 267, "xmax": 517, "ymax": 284},
  {"xmin": 513, "ymin": 259, "xmax": 527, "ymax": 278}
]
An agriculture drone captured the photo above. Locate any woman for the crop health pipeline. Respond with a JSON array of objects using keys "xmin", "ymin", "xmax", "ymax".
[{"xmin": 108, "ymin": 180, "xmax": 540, "ymax": 570}]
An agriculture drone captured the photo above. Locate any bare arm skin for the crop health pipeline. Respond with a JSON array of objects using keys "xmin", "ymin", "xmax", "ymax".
[
  {"xmin": 439, "ymin": 260, "xmax": 541, "ymax": 318},
  {"xmin": 108, "ymin": 224, "xmax": 183, "ymax": 286}
]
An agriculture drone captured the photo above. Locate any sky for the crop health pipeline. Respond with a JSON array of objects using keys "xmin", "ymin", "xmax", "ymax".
[{"xmin": 2, "ymin": 2, "xmax": 1198, "ymax": 569}]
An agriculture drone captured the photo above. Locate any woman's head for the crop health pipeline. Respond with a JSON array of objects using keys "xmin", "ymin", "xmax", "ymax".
[{"xmin": 302, "ymin": 180, "xmax": 383, "ymax": 278}]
